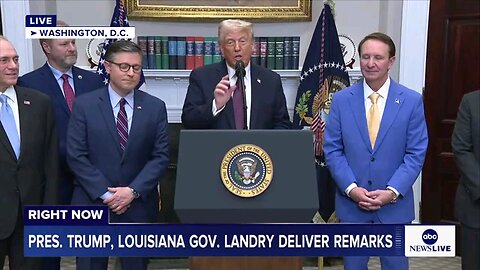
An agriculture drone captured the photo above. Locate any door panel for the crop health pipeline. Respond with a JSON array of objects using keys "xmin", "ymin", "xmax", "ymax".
[{"xmin": 422, "ymin": 0, "xmax": 480, "ymax": 255}]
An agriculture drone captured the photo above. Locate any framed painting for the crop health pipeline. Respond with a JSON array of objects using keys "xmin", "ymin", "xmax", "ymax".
[{"xmin": 126, "ymin": 0, "xmax": 312, "ymax": 22}]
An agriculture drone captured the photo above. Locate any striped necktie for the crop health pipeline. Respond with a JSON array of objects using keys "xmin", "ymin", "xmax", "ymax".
[{"xmin": 116, "ymin": 98, "xmax": 128, "ymax": 152}]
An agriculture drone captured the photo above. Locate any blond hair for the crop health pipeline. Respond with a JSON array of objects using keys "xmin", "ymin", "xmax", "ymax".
[{"xmin": 218, "ymin": 19, "xmax": 254, "ymax": 45}]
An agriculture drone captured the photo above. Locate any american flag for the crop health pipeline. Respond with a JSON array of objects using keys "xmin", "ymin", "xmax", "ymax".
[
  {"xmin": 293, "ymin": 3, "xmax": 350, "ymax": 157},
  {"xmin": 292, "ymin": 2, "xmax": 350, "ymax": 222},
  {"xmin": 97, "ymin": 0, "xmax": 145, "ymax": 89}
]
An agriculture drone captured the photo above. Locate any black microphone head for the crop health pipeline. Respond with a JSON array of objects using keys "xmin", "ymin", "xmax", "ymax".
[{"xmin": 235, "ymin": 60, "xmax": 246, "ymax": 77}]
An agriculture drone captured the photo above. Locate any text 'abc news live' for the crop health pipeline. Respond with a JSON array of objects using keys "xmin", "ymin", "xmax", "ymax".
[
  {"xmin": 25, "ymin": 14, "xmax": 134, "ymax": 39},
  {"xmin": 24, "ymin": 206, "xmax": 455, "ymax": 257}
]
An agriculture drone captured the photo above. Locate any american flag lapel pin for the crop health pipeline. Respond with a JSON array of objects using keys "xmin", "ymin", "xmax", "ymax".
[
  {"xmin": 78, "ymin": 75, "xmax": 83, "ymax": 80},
  {"xmin": 24, "ymin": 100, "xmax": 31, "ymax": 105},
  {"xmin": 137, "ymin": 106, "xmax": 142, "ymax": 110},
  {"xmin": 395, "ymin": 98, "xmax": 400, "ymax": 104},
  {"xmin": 257, "ymin": 78, "xmax": 261, "ymax": 84}
]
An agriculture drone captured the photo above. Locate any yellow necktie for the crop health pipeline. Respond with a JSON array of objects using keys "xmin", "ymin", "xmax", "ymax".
[{"xmin": 367, "ymin": 92, "xmax": 380, "ymax": 148}]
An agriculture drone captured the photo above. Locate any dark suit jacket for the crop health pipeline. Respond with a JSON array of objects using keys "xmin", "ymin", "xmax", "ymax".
[
  {"xmin": 17, "ymin": 63, "xmax": 104, "ymax": 182},
  {"xmin": 66, "ymin": 87, "xmax": 169, "ymax": 223},
  {"xmin": 0, "ymin": 86, "xmax": 59, "ymax": 239},
  {"xmin": 452, "ymin": 90, "xmax": 480, "ymax": 229},
  {"xmin": 182, "ymin": 60, "xmax": 292, "ymax": 129},
  {"xmin": 324, "ymin": 80, "xmax": 428, "ymax": 223}
]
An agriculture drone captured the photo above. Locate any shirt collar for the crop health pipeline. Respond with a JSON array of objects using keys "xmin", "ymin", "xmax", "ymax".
[
  {"xmin": 47, "ymin": 61, "xmax": 73, "ymax": 81},
  {"xmin": 108, "ymin": 85, "xmax": 134, "ymax": 108},
  {"xmin": 226, "ymin": 61, "xmax": 251, "ymax": 86},
  {"xmin": 1, "ymin": 86, "xmax": 17, "ymax": 104},
  {"xmin": 363, "ymin": 77, "xmax": 391, "ymax": 100}
]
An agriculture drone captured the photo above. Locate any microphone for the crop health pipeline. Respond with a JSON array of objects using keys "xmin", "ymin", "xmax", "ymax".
[
  {"xmin": 234, "ymin": 60, "xmax": 247, "ymax": 129},
  {"xmin": 235, "ymin": 60, "xmax": 246, "ymax": 78}
]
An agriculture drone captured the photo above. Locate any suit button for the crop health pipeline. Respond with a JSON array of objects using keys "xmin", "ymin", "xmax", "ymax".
[
  {"xmin": 370, "ymin": 156, "xmax": 375, "ymax": 161},
  {"xmin": 368, "ymin": 180, "xmax": 372, "ymax": 185}
]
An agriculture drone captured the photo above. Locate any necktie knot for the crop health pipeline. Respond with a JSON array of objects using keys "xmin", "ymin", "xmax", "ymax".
[
  {"xmin": 61, "ymin": 73, "xmax": 69, "ymax": 81},
  {"xmin": 0, "ymin": 94, "xmax": 7, "ymax": 104},
  {"xmin": 369, "ymin": 92, "xmax": 380, "ymax": 104},
  {"xmin": 119, "ymin": 98, "xmax": 127, "ymax": 107}
]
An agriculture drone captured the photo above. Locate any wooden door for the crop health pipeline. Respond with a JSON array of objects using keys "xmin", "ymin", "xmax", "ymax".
[{"xmin": 422, "ymin": 0, "xmax": 480, "ymax": 254}]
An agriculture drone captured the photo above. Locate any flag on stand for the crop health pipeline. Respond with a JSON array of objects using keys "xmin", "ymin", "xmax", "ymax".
[
  {"xmin": 97, "ymin": 0, "xmax": 145, "ymax": 90},
  {"xmin": 293, "ymin": 1, "xmax": 350, "ymax": 223}
]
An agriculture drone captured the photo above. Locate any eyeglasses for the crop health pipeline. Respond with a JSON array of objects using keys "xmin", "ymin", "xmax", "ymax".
[{"xmin": 109, "ymin": 61, "xmax": 142, "ymax": 73}]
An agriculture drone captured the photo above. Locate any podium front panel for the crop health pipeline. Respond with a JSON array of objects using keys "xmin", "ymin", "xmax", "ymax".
[{"xmin": 175, "ymin": 130, "xmax": 318, "ymax": 223}]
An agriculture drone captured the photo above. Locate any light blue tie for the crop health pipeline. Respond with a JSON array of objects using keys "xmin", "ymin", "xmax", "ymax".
[{"xmin": 0, "ymin": 94, "xmax": 20, "ymax": 159}]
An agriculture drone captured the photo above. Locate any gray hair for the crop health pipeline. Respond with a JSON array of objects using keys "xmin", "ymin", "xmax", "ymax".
[{"xmin": 218, "ymin": 19, "xmax": 254, "ymax": 45}]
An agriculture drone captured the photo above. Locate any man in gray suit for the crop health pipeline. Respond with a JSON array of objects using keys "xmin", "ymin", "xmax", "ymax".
[
  {"xmin": 0, "ymin": 36, "xmax": 59, "ymax": 270},
  {"xmin": 452, "ymin": 90, "xmax": 480, "ymax": 270}
]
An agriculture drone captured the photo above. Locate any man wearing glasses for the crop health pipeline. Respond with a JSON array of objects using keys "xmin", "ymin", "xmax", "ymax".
[{"xmin": 66, "ymin": 40, "xmax": 169, "ymax": 270}]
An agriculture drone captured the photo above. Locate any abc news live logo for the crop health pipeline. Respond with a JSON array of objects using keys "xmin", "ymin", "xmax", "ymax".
[
  {"xmin": 404, "ymin": 225, "xmax": 455, "ymax": 257},
  {"xmin": 25, "ymin": 15, "xmax": 135, "ymax": 39}
]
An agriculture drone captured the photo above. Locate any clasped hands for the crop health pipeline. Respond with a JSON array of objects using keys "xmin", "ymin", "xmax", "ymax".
[
  {"xmin": 349, "ymin": 187, "xmax": 396, "ymax": 211},
  {"xmin": 103, "ymin": 187, "xmax": 135, "ymax": 215}
]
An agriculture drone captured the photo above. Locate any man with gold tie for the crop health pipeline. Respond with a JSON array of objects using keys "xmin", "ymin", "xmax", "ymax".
[
  {"xmin": 323, "ymin": 32, "xmax": 428, "ymax": 270},
  {"xmin": 0, "ymin": 36, "xmax": 59, "ymax": 270}
]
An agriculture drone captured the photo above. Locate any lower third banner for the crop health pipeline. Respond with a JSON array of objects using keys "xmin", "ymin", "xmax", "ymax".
[{"xmin": 24, "ymin": 206, "xmax": 455, "ymax": 257}]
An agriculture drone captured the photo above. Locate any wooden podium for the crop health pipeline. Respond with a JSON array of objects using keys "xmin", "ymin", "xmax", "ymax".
[
  {"xmin": 175, "ymin": 130, "xmax": 318, "ymax": 270},
  {"xmin": 190, "ymin": 256, "xmax": 302, "ymax": 270}
]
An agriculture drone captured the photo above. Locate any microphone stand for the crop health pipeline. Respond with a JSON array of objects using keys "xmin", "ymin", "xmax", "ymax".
[{"xmin": 235, "ymin": 61, "xmax": 248, "ymax": 129}]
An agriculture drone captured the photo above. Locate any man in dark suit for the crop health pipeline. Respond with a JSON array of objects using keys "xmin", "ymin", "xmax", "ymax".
[
  {"xmin": 452, "ymin": 90, "xmax": 480, "ymax": 270},
  {"xmin": 17, "ymin": 20, "xmax": 104, "ymax": 206},
  {"xmin": 324, "ymin": 32, "xmax": 428, "ymax": 270},
  {"xmin": 0, "ymin": 36, "xmax": 58, "ymax": 270},
  {"xmin": 67, "ymin": 40, "xmax": 169, "ymax": 270},
  {"xmin": 182, "ymin": 19, "xmax": 291, "ymax": 129},
  {"xmin": 17, "ymin": 21, "xmax": 103, "ymax": 270}
]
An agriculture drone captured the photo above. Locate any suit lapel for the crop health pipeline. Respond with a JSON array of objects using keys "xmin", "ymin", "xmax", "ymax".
[
  {"xmin": 72, "ymin": 67, "xmax": 87, "ymax": 96},
  {"xmin": 374, "ymin": 82, "xmax": 404, "ymax": 152},
  {"xmin": 249, "ymin": 65, "xmax": 261, "ymax": 129},
  {"xmin": 16, "ymin": 87, "xmax": 32, "ymax": 162},
  {"xmin": 218, "ymin": 61, "xmax": 235, "ymax": 129},
  {"xmin": 40, "ymin": 63, "xmax": 71, "ymax": 115},
  {"xmin": 347, "ymin": 84, "xmax": 372, "ymax": 151},
  {"xmin": 126, "ymin": 91, "xmax": 144, "ymax": 158},
  {"xmin": 0, "ymin": 112, "xmax": 16, "ymax": 160},
  {"xmin": 97, "ymin": 89, "xmax": 123, "ymax": 155}
]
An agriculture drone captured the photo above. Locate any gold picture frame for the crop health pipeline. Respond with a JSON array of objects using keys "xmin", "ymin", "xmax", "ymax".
[{"xmin": 126, "ymin": 0, "xmax": 312, "ymax": 22}]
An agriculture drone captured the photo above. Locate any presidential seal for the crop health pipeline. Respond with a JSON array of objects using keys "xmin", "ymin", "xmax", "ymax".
[{"xmin": 220, "ymin": 144, "xmax": 273, "ymax": 198}]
